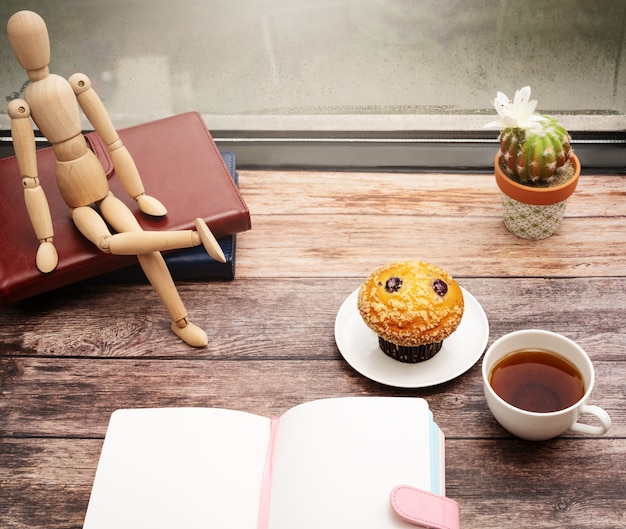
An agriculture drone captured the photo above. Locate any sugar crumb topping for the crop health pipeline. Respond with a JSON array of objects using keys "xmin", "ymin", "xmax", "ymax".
[{"xmin": 357, "ymin": 260, "xmax": 464, "ymax": 346}]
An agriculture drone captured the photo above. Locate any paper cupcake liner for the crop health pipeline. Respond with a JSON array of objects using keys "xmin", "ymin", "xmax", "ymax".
[{"xmin": 378, "ymin": 337, "xmax": 443, "ymax": 363}]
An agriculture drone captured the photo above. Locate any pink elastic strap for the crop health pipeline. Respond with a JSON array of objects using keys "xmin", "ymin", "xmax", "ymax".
[
  {"xmin": 390, "ymin": 485, "xmax": 460, "ymax": 529},
  {"xmin": 257, "ymin": 416, "xmax": 281, "ymax": 529}
]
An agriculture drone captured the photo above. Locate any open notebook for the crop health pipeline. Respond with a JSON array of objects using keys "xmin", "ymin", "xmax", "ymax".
[{"xmin": 82, "ymin": 397, "xmax": 445, "ymax": 529}]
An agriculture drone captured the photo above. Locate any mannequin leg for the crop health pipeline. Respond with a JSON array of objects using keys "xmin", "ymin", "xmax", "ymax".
[
  {"xmin": 71, "ymin": 205, "xmax": 114, "ymax": 250},
  {"xmin": 70, "ymin": 204, "xmax": 208, "ymax": 347},
  {"xmin": 100, "ymin": 192, "xmax": 225, "ymax": 261},
  {"xmin": 137, "ymin": 252, "xmax": 208, "ymax": 347},
  {"xmin": 99, "ymin": 192, "xmax": 196, "ymax": 254}
]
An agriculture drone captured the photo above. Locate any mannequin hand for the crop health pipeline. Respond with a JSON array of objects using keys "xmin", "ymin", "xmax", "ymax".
[
  {"xmin": 36, "ymin": 241, "xmax": 58, "ymax": 274},
  {"xmin": 136, "ymin": 193, "xmax": 167, "ymax": 217}
]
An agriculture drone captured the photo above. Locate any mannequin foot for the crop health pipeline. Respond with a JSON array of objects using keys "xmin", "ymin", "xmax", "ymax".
[
  {"xmin": 136, "ymin": 193, "xmax": 167, "ymax": 217},
  {"xmin": 194, "ymin": 218, "xmax": 226, "ymax": 263},
  {"xmin": 170, "ymin": 320, "xmax": 208, "ymax": 347}
]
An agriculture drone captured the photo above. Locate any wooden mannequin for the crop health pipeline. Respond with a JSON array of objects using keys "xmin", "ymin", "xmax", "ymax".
[{"xmin": 7, "ymin": 10, "xmax": 225, "ymax": 347}]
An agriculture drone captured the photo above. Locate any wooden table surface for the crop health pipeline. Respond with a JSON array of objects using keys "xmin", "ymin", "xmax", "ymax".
[{"xmin": 1, "ymin": 168, "xmax": 625, "ymax": 528}]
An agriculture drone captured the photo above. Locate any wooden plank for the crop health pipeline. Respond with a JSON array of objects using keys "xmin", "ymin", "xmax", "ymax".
[
  {"xmin": 446, "ymin": 439, "xmax": 626, "ymax": 529},
  {"xmin": 235, "ymin": 215, "xmax": 626, "ymax": 277},
  {"xmin": 0, "ymin": 437, "xmax": 101, "ymax": 529},
  {"xmin": 0, "ymin": 355, "xmax": 622, "ymax": 438},
  {"xmin": 2, "ymin": 278, "xmax": 625, "ymax": 359},
  {"xmin": 1, "ymin": 437, "xmax": 624, "ymax": 529},
  {"xmin": 238, "ymin": 171, "xmax": 626, "ymax": 218},
  {"xmin": 235, "ymin": 170, "xmax": 626, "ymax": 278}
]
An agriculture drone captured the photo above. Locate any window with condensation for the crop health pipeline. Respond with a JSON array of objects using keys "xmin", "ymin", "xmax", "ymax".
[{"xmin": 2, "ymin": 0, "xmax": 625, "ymax": 168}]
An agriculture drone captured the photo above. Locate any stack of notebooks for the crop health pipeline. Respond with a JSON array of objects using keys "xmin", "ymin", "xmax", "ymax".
[
  {"xmin": 0, "ymin": 112, "xmax": 251, "ymax": 305},
  {"xmin": 82, "ymin": 397, "xmax": 450, "ymax": 528}
]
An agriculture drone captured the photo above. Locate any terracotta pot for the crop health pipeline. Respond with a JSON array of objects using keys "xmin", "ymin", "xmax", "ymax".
[{"xmin": 494, "ymin": 153, "xmax": 581, "ymax": 240}]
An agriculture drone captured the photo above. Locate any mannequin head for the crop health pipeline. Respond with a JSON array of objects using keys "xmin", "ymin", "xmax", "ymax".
[{"xmin": 7, "ymin": 10, "xmax": 51, "ymax": 76}]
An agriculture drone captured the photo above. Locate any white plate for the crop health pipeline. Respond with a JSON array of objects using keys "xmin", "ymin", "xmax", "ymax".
[{"xmin": 334, "ymin": 287, "xmax": 489, "ymax": 388}]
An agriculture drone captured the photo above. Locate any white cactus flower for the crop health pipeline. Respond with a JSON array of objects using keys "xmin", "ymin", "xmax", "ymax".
[{"xmin": 485, "ymin": 86, "xmax": 547, "ymax": 130}]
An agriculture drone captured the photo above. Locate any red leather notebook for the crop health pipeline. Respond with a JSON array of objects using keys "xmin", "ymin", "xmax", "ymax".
[{"xmin": 0, "ymin": 112, "xmax": 251, "ymax": 305}]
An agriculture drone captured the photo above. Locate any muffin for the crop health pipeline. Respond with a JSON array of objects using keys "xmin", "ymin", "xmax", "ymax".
[{"xmin": 357, "ymin": 260, "xmax": 464, "ymax": 363}]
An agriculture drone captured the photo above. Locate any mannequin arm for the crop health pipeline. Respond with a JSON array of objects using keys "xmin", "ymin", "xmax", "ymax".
[
  {"xmin": 7, "ymin": 99, "xmax": 58, "ymax": 273},
  {"xmin": 68, "ymin": 73, "xmax": 167, "ymax": 217}
]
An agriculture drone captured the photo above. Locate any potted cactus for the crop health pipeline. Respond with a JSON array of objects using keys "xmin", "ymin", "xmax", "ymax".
[{"xmin": 486, "ymin": 86, "xmax": 580, "ymax": 240}]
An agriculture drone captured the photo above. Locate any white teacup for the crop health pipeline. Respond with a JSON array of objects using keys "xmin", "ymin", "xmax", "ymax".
[{"xmin": 482, "ymin": 330, "xmax": 611, "ymax": 441}]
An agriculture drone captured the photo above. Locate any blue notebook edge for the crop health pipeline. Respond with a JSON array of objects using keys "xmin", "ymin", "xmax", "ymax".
[{"xmin": 428, "ymin": 409, "xmax": 445, "ymax": 495}]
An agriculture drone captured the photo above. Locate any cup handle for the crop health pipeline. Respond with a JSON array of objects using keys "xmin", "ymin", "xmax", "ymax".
[{"xmin": 569, "ymin": 405, "xmax": 612, "ymax": 435}]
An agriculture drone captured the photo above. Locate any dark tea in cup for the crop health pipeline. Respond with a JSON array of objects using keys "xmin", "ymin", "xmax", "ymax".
[
  {"xmin": 483, "ymin": 330, "xmax": 610, "ymax": 440},
  {"xmin": 489, "ymin": 349, "xmax": 585, "ymax": 413}
]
